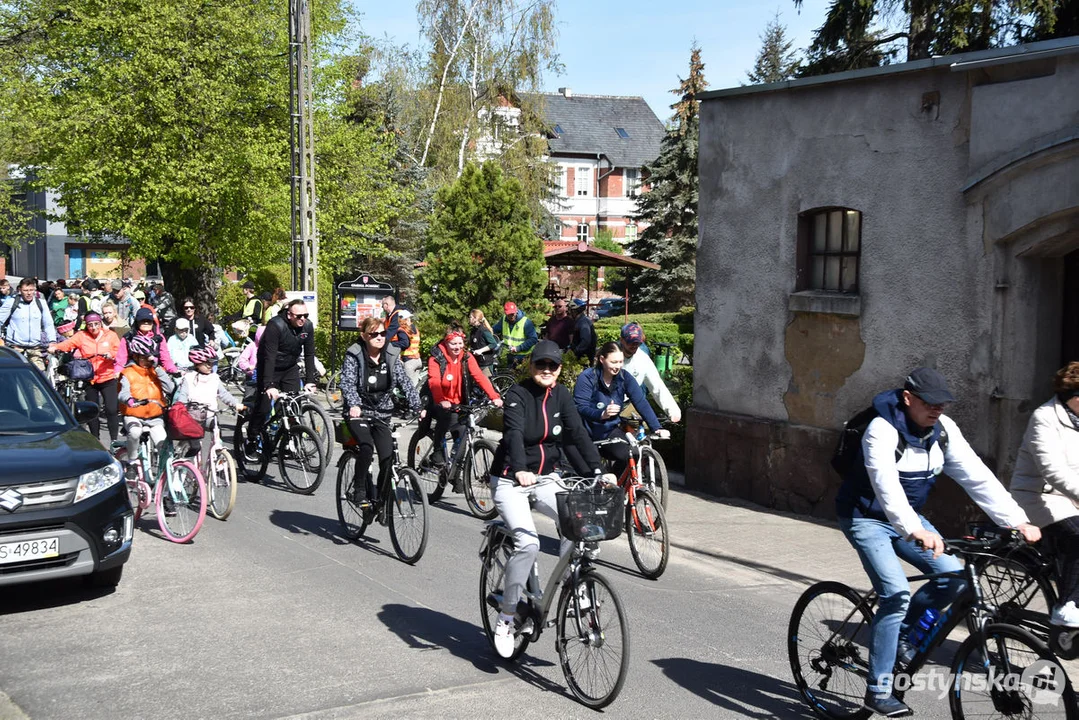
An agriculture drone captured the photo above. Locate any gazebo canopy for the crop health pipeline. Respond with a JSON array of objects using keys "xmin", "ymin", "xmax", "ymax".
[{"xmin": 543, "ymin": 241, "xmax": 659, "ymax": 270}]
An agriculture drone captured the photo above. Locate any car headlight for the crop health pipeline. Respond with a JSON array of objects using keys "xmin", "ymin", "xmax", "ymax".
[{"xmin": 74, "ymin": 461, "xmax": 123, "ymax": 504}]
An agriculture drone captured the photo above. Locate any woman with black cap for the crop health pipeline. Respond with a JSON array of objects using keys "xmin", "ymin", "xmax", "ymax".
[{"xmin": 487, "ymin": 339, "xmax": 613, "ymax": 658}]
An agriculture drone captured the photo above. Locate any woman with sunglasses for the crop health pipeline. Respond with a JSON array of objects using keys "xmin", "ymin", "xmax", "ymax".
[
  {"xmin": 340, "ymin": 317, "xmax": 424, "ymax": 505},
  {"xmin": 47, "ymin": 312, "xmax": 122, "ymax": 441},
  {"xmin": 172, "ymin": 297, "xmax": 216, "ymax": 346},
  {"xmin": 488, "ymin": 339, "xmax": 614, "ymax": 658}
]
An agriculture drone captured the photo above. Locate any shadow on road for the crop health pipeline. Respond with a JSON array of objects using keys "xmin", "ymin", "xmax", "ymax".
[
  {"xmin": 0, "ymin": 576, "xmax": 115, "ymax": 614},
  {"xmin": 652, "ymin": 658, "xmax": 816, "ymax": 718},
  {"xmin": 269, "ymin": 508, "xmax": 351, "ymax": 546},
  {"xmin": 377, "ymin": 603, "xmax": 568, "ymax": 699}
]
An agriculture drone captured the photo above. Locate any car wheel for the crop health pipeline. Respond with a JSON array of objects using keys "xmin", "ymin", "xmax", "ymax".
[{"xmin": 85, "ymin": 565, "xmax": 124, "ymax": 588}]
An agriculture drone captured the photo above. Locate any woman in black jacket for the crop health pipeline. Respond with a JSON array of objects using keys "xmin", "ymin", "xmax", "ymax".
[{"xmin": 488, "ymin": 340, "xmax": 612, "ymax": 658}]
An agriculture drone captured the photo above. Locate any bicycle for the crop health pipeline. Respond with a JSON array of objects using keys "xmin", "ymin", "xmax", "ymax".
[
  {"xmin": 323, "ymin": 368, "xmax": 342, "ymax": 407},
  {"xmin": 234, "ymin": 391, "xmax": 326, "ymax": 493},
  {"xmin": 479, "ymin": 474, "xmax": 631, "ymax": 709},
  {"xmin": 788, "ymin": 527, "xmax": 1077, "ymax": 719},
  {"xmin": 112, "ymin": 412, "xmax": 207, "ymax": 543},
  {"xmin": 621, "ymin": 414, "xmax": 670, "ymax": 510},
  {"xmin": 594, "ymin": 433, "xmax": 670, "ymax": 580},
  {"xmin": 408, "ymin": 402, "xmax": 498, "ymax": 519},
  {"xmin": 296, "ymin": 381, "xmax": 334, "ymax": 465},
  {"xmin": 186, "ymin": 404, "xmax": 238, "ymax": 521},
  {"xmin": 335, "ymin": 417, "xmax": 429, "ymax": 564}
]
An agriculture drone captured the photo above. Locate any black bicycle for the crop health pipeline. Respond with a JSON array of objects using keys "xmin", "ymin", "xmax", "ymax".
[
  {"xmin": 408, "ymin": 402, "xmax": 498, "ymax": 519},
  {"xmin": 234, "ymin": 391, "xmax": 326, "ymax": 493},
  {"xmin": 335, "ymin": 418, "xmax": 429, "ymax": 564},
  {"xmin": 789, "ymin": 527, "xmax": 1077, "ymax": 719}
]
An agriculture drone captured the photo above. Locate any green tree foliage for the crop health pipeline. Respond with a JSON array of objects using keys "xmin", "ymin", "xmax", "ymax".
[
  {"xmin": 792, "ymin": 0, "xmax": 1071, "ymax": 75},
  {"xmin": 592, "ymin": 229, "xmax": 625, "ymax": 288},
  {"xmin": 417, "ymin": 161, "xmax": 545, "ymax": 326},
  {"xmin": 747, "ymin": 11, "xmax": 801, "ymax": 83},
  {"xmin": 626, "ymin": 45, "xmax": 706, "ymax": 312}
]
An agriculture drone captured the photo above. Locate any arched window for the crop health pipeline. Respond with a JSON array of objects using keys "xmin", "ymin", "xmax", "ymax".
[{"xmin": 797, "ymin": 208, "xmax": 862, "ymax": 293}]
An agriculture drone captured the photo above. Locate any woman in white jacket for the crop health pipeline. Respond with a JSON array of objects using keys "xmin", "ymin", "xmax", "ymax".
[{"xmin": 1011, "ymin": 361, "xmax": 1079, "ymax": 626}]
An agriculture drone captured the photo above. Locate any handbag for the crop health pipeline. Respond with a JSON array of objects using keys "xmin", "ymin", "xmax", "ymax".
[
  {"xmin": 166, "ymin": 403, "xmax": 205, "ymax": 440},
  {"xmin": 60, "ymin": 359, "xmax": 95, "ymax": 381}
]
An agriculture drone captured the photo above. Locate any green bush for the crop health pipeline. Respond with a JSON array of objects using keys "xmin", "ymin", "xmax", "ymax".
[
  {"xmin": 510, "ymin": 348, "xmax": 591, "ymax": 392},
  {"xmin": 661, "ymin": 365, "xmax": 693, "ymax": 471},
  {"xmin": 216, "ymin": 282, "xmax": 245, "ymax": 319},
  {"xmin": 248, "ymin": 264, "xmax": 292, "ymax": 293}
]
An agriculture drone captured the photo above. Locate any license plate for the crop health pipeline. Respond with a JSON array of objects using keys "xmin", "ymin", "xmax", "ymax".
[{"xmin": 0, "ymin": 537, "xmax": 59, "ymax": 564}]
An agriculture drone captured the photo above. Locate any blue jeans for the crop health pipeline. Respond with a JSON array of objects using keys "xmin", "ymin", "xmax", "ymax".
[{"xmin": 838, "ymin": 515, "xmax": 965, "ymax": 694}]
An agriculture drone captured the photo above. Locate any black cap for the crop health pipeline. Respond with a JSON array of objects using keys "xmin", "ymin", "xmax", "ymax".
[
  {"xmin": 241, "ymin": 280, "xmax": 255, "ymax": 290},
  {"xmin": 904, "ymin": 367, "xmax": 956, "ymax": 405},
  {"xmin": 530, "ymin": 340, "xmax": 562, "ymax": 366}
]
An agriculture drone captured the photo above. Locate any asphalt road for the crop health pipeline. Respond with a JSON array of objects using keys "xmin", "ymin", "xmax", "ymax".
[{"xmin": 0, "ymin": 420, "xmax": 974, "ymax": 719}]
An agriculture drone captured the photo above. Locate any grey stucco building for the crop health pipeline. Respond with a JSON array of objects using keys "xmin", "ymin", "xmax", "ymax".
[{"xmin": 688, "ymin": 37, "xmax": 1079, "ymax": 530}]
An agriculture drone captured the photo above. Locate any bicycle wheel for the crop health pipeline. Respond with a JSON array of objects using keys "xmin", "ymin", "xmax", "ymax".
[
  {"xmin": 335, "ymin": 453, "xmax": 369, "ymax": 540},
  {"xmin": 556, "ymin": 570, "xmax": 630, "ymax": 709},
  {"xmin": 387, "ymin": 468, "xmax": 429, "ymax": 564},
  {"xmin": 463, "ymin": 438, "xmax": 498, "ymax": 520},
  {"xmin": 206, "ymin": 447, "xmax": 238, "ymax": 520},
  {"xmin": 479, "ymin": 533, "xmax": 532, "ymax": 662},
  {"xmin": 490, "ymin": 372, "xmax": 515, "ymax": 397},
  {"xmin": 407, "ymin": 430, "xmax": 443, "ymax": 503},
  {"xmin": 233, "ymin": 414, "xmax": 270, "ymax": 480},
  {"xmin": 788, "ymin": 581, "xmax": 873, "ymax": 720},
  {"xmin": 278, "ymin": 425, "xmax": 325, "ymax": 494},
  {"xmin": 323, "ymin": 370, "xmax": 342, "ymax": 407},
  {"xmin": 626, "ymin": 488, "xmax": 669, "ymax": 580},
  {"xmin": 301, "ymin": 402, "xmax": 334, "ymax": 465},
  {"xmin": 156, "ymin": 461, "xmax": 207, "ymax": 543},
  {"xmin": 638, "ymin": 446, "xmax": 670, "ymax": 511},
  {"xmin": 950, "ymin": 622, "xmax": 1076, "ymax": 719}
]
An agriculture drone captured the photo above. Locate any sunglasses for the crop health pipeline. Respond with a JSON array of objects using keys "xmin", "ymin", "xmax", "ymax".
[
  {"xmin": 367, "ymin": 330, "xmax": 386, "ymax": 338},
  {"xmin": 289, "ymin": 313, "xmax": 309, "ymax": 319},
  {"xmin": 183, "ymin": 306, "xmax": 195, "ymax": 310},
  {"xmin": 533, "ymin": 360, "xmax": 560, "ymax": 371}
]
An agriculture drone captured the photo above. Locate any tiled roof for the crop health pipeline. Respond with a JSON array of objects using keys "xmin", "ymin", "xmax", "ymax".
[{"xmin": 536, "ymin": 93, "xmax": 665, "ymax": 170}]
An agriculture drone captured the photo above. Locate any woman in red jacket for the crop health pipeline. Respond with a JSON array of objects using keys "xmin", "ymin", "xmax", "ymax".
[
  {"xmin": 425, "ymin": 324, "xmax": 502, "ymax": 468},
  {"xmin": 47, "ymin": 312, "xmax": 122, "ymax": 441}
]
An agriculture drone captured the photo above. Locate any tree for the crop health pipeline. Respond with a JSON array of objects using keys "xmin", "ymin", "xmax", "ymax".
[
  {"xmin": 417, "ymin": 161, "xmax": 546, "ymax": 326},
  {"xmin": 747, "ymin": 11, "xmax": 801, "ymax": 83},
  {"xmin": 792, "ymin": 0, "xmax": 1070, "ymax": 76},
  {"xmin": 593, "ymin": 230, "xmax": 625, "ymax": 289},
  {"xmin": 626, "ymin": 45, "xmax": 706, "ymax": 312}
]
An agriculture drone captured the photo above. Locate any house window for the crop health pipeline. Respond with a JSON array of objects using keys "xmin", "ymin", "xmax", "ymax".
[
  {"xmin": 558, "ymin": 166, "xmax": 568, "ymax": 197},
  {"xmin": 624, "ymin": 168, "xmax": 640, "ymax": 198},
  {"xmin": 625, "ymin": 223, "xmax": 637, "ymax": 243},
  {"xmin": 798, "ymin": 208, "xmax": 862, "ymax": 293},
  {"xmin": 615, "ymin": 127, "xmax": 630, "ymax": 139},
  {"xmin": 553, "ymin": 124, "xmax": 564, "ymax": 136},
  {"xmin": 575, "ymin": 166, "xmax": 591, "ymax": 196},
  {"xmin": 577, "ymin": 222, "xmax": 590, "ymax": 242}
]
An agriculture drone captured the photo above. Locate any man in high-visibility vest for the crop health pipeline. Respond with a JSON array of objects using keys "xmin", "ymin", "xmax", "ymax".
[
  {"xmin": 240, "ymin": 281, "xmax": 263, "ymax": 338},
  {"xmin": 491, "ymin": 301, "xmax": 537, "ymax": 366}
]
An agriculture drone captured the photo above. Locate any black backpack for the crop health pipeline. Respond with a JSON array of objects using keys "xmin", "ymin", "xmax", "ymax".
[{"xmin": 831, "ymin": 406, "xmax": 949, "ymax": 478}]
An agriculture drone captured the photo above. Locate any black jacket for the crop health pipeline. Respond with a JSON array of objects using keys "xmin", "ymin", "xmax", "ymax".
[
  {"xmin": 570, "ymin": 314, "xmax": 596, "ymax": 361},
  {"xmin": 256, "ymin": 315, "xmax": 316, "ymax": 389},
  {"xmin": 493, "ymin": 379, "xmax": 603, "ymax": 478},
  {"xmin": 383, "ymin": 309, "xmax": 411, "ymax": 351}
]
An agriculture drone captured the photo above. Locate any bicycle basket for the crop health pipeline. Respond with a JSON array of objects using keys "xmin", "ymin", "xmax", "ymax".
[
  {"xmin": 165, "ymin": 403, "xmax": 205, "ymax": 440},
  {"xmin": 556, "ymin": 486, "xmax": 625, "ymax": 542},
  {"xmin": 334, "ymin": 420, "xmax": 357, "ymax": 447},
  {"xmin": 59, "ymin": 359, "xmax": 94, "ymax": 381}
]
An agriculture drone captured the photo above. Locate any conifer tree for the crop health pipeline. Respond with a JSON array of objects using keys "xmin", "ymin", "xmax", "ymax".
[
  {"xmin": 626, "ymin": 45, "xmax": 706, "ymax": 312},
  {"xmin": 747, "ymin": 12, "xmax": 801, "ymax": 84}
]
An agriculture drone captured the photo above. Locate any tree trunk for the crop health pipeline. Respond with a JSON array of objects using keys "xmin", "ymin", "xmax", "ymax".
[
  {"xmin": 420, "ymin": 0, "xmax": 482, "ymax": 167},
  {"xmin": 159, "ymin": 258, "xmax": 219, "ymax": 319},
  {"xmin": 907, "ymin": 0, "xmax": 935, "ymax": 60}
]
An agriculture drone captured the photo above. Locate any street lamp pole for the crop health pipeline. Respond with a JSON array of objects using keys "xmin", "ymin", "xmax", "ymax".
[{"xmin": 288, "ymin": 0, "xmax": 319, "ymax": 292}]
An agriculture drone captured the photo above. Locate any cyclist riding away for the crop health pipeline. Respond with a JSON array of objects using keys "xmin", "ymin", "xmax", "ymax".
[
  {"xmin": 118, "ymin": 335, "xmax": 176, "ymax": 464},
  {"xmin": 834, "ymin": 367, "xmax": 1040, "ymax": 717},
  {"xmin": 341, "ymin": 317, "xmax": 424, "ymax": 506},
  {"xmin": 489, "ymin": 340, "xmax": 614, "ymax": 658},
  {"xmin": 618, "ymin": 323, "xmax": 681, "ymax": 423}
]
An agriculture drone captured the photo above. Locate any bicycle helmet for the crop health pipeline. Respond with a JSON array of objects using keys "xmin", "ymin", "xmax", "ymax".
[
  {"xmin": 188, "ymin": 345, "xmax": 216, "ymax": 365},
  {"xmin": 127, "ymin": 335, "xmax": 156, "ymax": 358}
]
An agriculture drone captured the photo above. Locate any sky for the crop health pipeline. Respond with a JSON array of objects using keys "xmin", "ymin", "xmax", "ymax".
[{"xmin": 353, "ymin": 0, "xmax": 835, "ymax": 121}]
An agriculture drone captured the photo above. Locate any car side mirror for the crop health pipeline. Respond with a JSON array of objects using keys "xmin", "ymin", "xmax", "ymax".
[{"xmin": 73, "ymin": 401, "xmax": 100, "ymax": 425}]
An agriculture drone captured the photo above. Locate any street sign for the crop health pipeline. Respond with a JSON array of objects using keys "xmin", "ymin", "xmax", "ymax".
[{"xmin": 334, "ymin": 274, "xmax": 394, "ymax": 332}]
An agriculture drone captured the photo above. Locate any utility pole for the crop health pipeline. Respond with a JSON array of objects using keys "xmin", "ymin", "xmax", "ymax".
[{"xmin": 288, "ymin": 0, "xmax": 318, "ymax": 292}]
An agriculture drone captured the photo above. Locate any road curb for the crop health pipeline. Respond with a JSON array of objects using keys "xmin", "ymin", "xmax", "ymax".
[{"xmin": 0, "ymin": 691, "xmax": 29, "ymax": 720}]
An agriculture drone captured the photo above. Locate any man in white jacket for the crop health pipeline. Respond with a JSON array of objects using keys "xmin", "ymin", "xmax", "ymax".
[
  {"xmin": 834, "ymin": 367, "xmax": 1041, "ymax": 717},
  {"xmin": 619, "ymin": 322, "xmax": 681, "ymax": 423}
]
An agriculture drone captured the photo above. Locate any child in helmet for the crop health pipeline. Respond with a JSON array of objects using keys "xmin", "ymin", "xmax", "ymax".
[
  {"xmin": 118, "ymin": 334, "xmax": 176, "ymax": 462},
  {"xmin": 116, "ymin": 307, "xmax": 178, "ymax": 374},
  {"xmin": 173, "ymin": 345, "xmax": 244, "ymax": 465}
]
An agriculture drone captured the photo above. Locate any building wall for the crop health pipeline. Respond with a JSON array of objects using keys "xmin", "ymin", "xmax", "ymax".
[{"xmin": 691, "ymin": 50, "xmax": 1079, "ymax": 529}]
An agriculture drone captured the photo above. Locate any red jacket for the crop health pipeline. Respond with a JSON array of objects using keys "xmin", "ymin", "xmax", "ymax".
[
  {"xmin": 426, "ymin": 344, "xmax": 497, "ymax": 405},
  {"xmin": 54, "ymin": 329, "xmax": 121, "ymax": 384}
]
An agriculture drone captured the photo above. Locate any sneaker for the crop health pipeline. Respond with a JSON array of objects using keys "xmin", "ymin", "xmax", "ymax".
[
  {"xmin": 1051, "ymin": 601, "xmax": 1079, "ymax": 628},
  {"xmin": 244, "ymin": 439, "xmax": 260, "ymax": 458},
  {"xmin": 493, "ymin": 614, "xmax": 516, "ymax": 658},
  {"xmin": 896, "ymin": 637, "xmax": 915, "ymax": 667},
  {"xmin": 429, "ymin": 451, "xmax": 446, "ymax": 469},
  {"xmin": 863, "ymin": 690, "xmax": 912, "ymax": 717}
]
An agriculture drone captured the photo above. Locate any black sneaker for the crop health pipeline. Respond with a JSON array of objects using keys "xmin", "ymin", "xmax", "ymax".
[
  {"xmin": 896, "ymin": 638, "xmax": 915, "ymax": 667},
  {"xmin": 863, "ymin": 690, "xmax": 912, "ymax": 717},
  {"xmin": 350, "ymin": 482, "xmax": 367, "ymax": 506}
]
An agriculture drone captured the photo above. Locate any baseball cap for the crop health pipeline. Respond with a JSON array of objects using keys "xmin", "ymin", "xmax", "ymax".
[
  {"xmin": 530, "ymin": 340, "xmax": 562, "ymax": 366},
  {"xmin": 110, "ymin": 279, "xmax": 123, "ymax": 291},
  {"xmin": 904, "ymin": 368, "xmax": 956, "ymax": 405},
  {"xmin": 132, "ymin": 290, "xmax": 146, "ymax": 300},
  {"xmin": 242, "ymin": 280, "xmax": 255, "ymax": 290},
  {"xmin": 175, "ymin": 318, "xmax": 191, "ymax": 330},
  {"xmin": 620, "ymin": 322, "xmax": 645, "ymax": 344},
  {"xmin": 503, "ymin": 301, "xmax": 517, "ymax": 315}
]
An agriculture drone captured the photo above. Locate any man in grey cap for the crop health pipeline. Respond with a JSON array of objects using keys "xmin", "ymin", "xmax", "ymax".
[
  {"xmin": 109, "ymin": 278, "xmax": 140, "ymax": 327},
  {"xmin": 834, "ymin": 367, "xmax": 1041, "ymax": 717}
]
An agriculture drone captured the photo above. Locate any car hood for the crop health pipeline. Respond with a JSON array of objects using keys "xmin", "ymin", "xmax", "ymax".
[{"xmin": 0, "ymin": 429, "xmax": 114, "ymax": 484}]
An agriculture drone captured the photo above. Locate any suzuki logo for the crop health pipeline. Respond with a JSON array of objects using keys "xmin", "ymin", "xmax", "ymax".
[{"xmin": 0, "ymin": 488, "xmax": 24, "ymax": 513}]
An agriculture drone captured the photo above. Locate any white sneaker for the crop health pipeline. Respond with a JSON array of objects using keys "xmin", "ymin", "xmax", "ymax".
[
  {"xmin": 493, "ymin": 614, "xmax": 516, "ymax": 658},
  {"xmin": 1051, "ymin": 601, "xmax": 1079, "ymax": 628}
]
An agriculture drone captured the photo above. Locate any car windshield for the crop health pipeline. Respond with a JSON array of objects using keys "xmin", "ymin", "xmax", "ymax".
[{"xmin": 0, "ymin": 368, "xmax": 70, "ymax": 434}]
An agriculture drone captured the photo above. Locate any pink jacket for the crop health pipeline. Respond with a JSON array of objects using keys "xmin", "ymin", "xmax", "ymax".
[{"xmin": 237, "ymin": 326, "xmax": 263, "ymax": 375}]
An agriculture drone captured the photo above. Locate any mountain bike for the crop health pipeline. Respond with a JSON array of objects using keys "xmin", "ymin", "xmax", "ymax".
[
  {"xmin": 335, "ymin": 417, "xmax": 429, "ymax": 564},
  {"xmin": 408, "ymin": 402, "xmax": 498, "ymax": 519},
  {"xmin": 479, "ymin": 475, "xmax": 630, "ymax": 709},
  {"xmin": 621, "ymin": 414, "xmax": 670, "ymax": 510},
  {"xmin": 186, "ymin": 404, "xmax": 237, "ymax": 520},
  {"xmin": 788, "ymin": 527, "xmax": 1077, "ymax": 719},
  {"xmin": 595, "ymin": 433, "xmax": 670, "ymax": 579},
  {"xmin": 234, "ymin": 391, "xmax": 326, "ymax": 493}
]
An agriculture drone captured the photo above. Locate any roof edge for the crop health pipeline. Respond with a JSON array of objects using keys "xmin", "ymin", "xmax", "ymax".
[{"xmin": 701, "ymin": 36, "xmax": 1079, "ymax": 101}]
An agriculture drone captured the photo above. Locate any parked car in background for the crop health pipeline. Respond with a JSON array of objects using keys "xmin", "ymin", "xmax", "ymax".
[{"xmin": 594, "ymin": 297, "xmax": 627, "ymax": 318}]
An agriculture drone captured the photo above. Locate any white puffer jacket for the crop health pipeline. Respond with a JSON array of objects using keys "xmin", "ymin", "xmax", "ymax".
[{"xmin": 1010, "ymin": 397, "xmax": 1079, "ymax": 527}]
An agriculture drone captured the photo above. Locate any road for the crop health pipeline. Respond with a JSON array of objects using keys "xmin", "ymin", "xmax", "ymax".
[{"xmin": 0, "ymin": 422, "xmax": 989, "ymax": 719}]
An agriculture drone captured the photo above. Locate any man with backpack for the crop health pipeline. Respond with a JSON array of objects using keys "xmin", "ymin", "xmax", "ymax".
[
  {"xmin": 833, "ymin": 367, "xmax": 1040, "ymax": 717},
  {"xmin": 0, "ymin": 277, "xmax": 57, "ymax": 371}
]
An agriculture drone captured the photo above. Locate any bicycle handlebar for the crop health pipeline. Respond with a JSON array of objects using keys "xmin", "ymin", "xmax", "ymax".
[{"xmin": 941, "ymin": 528, "xmax": 1027, "ymax": 558}]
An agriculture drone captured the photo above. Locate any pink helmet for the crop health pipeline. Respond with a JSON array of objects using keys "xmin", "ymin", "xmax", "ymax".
[
  {"xmin": 127, "ymin": 335, "xmax": 156, "ymax": 357},
  {"xmin": 188, "ymin": 346, "xmax": 216, "ymax": 365}
]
